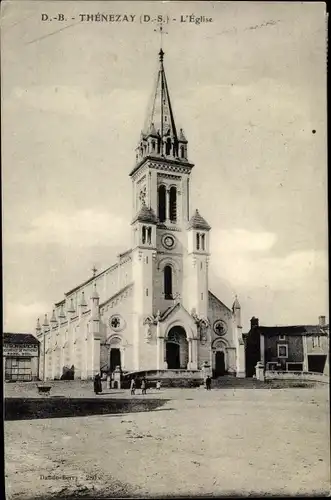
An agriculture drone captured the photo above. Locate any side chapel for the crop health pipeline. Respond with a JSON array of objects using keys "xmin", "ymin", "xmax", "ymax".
[{"xmin": 36, "ymin": 49, "xmax": 246, "ymax": 380}]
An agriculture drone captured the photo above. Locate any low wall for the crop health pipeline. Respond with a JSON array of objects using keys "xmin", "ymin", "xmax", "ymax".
[
  {"xmin": 265, "ymin": 370, "xmax": 329, "ymax": 384},
  {"xmin": 123, "ymin": 369, "xmax": 203, "ymax": 380},
  {"xmin": 121, "ymin": 369, "xmax": 203, "ymax": 388}
]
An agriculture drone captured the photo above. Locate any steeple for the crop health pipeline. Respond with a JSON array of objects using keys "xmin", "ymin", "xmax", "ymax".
[
  {"xmin": 135, "ymin": 50, "xmax": 189, "ymax": 165},
  {"xmin": 36, "ymin": 318, "xmax": 41, "ymax": 335},
  {"xmin": 188, "ymin": 209, "xmax": 211, "ymax": 231},
  {"xmin": 232, "ymin": 295, "xmax": 241, "ymax": 310},
  {"xmin": 132, "ymin": 199, "xmax": 158, "ymax": 225},
  {"xmin": 144, "ymin": 49, "xmax": 177, "ymax": 140},
  {"xmin": 50, "ymin": 309, "xmax": 58, "ymax": 325}
]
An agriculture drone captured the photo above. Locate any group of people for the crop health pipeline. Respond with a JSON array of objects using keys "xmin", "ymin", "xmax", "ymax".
[
  {"xmin": 130, "ymin": 377, "xmax": 162, "ymax": 395},
  {"xmin": 94, "ymin": 373, "xmax": 212, "ymax": 394},
  {"xmin": 93, "ymin": 373, "xmax": 162, "ymax": 395}
]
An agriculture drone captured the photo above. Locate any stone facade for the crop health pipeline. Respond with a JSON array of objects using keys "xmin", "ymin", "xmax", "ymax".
[
  {"xmin": 36, "ymin": 49, "xmax": 245, "ymax": 380},
  {"xmin": 245, "ymin": 316, "xmax": 329, "ymax": 377}
]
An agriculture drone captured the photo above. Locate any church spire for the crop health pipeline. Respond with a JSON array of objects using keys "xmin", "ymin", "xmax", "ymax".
[
  {"xmin": 135, "ymin": 49, "xmax": 189, "ymax": 165},
  {"xmin": 144, "ymin": 48, "xmax": 178, "ymax": 141}
]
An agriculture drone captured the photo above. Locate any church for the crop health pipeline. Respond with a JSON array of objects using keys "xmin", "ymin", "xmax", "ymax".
[{"xmin": 36, "ymin": 48, "xmax": 245, "ymax": 381}]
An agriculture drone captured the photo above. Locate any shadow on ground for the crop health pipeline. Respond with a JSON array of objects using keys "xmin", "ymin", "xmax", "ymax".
[{"xmin": 5, "ymin": 397, "xmax": 171, "ymax": 421}]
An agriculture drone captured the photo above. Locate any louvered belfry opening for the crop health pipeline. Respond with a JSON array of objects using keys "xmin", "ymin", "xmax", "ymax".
[
  {"xmin": 169, "ymin": 186, "xmax": 177, "ymax": 222},
  {"xmin": 158, "ymin": 185, "xmax": 166, "ymax": 222}
]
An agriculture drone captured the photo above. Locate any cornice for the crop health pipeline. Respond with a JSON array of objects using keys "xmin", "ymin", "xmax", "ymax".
[{"xmin": 130, "ymin": 156, "xmax": 194, "ymax": 178}]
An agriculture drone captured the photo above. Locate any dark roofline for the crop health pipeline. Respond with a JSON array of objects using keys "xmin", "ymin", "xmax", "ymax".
[
  {"xmin": 65, "ymin": 263, "xmax": 118, "ymax": 296},
  {"xmin": 4, "ymin": 333, "xmax": 40, "ymax": 344},
  {"xmin": 54, "ymin": 299, "xmax": 65, "ymax": 307},
  {"xmin": 118, "ymin": 248, "xmax": 132, "ymax": 259},
  {"xmin": 253, "ymin": 324, "xmax": 329, "ymax": 337}
]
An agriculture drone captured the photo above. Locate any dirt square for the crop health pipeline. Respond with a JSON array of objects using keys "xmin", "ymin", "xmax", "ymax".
[{"xmin": 4, "ymin": 384, "xmax": 330, "ymax": 498}]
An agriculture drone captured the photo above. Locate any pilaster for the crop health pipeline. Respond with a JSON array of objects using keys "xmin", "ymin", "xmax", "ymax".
[
  {"xmin": 260, "ymin": 333, "xmax": 265, "ymax": 365},
  {"xmin": 303, "ymin": 335, "xmax": 308, "ymax": 371},
  {"xmin": 190, "ymin": 338, "xmax": 198, "ymax": 370}
]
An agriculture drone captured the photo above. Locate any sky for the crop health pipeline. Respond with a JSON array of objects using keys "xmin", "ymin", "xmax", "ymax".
[{"xmin": 1, "ymin": 1, "xmax": 328, "ymax": 333}]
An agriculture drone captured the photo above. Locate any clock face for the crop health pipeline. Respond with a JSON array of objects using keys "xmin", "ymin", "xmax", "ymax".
[
  {"xmin": 213, "ymin": 320, "xmax": 227, "ymax": 336},
  {"xmin": 162, "ymin": 234, "xmax": 175, "ymax": 249}
]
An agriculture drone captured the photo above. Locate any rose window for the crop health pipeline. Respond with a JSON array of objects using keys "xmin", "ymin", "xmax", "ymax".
[
  {"xmin": 109, "ymin": 315, "xmax": 124, "ymax": 332},
  {"xmin": 213, "ymin": 320, "xmax": 227, "ymax": 336}
]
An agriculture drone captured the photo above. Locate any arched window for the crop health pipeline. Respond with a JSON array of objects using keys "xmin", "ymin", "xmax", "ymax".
[
  {"xmin": 157, "ymin": 138, "xmax": 161, "ymax": 154},
  {"xmin": 142, "ymin": 226, "xmax": 146, "ymax": 244},
  {"xmin": 158, "ymin": 185, "xmax": 166, "ymax": 222},
  {"xmin": 180, "ymin": 145, "xmax": 185, "ymax": 158},
  {"xmin": 152, "ymin": 141, "xmax": 155, "ymax": 151},
  {"xmin": 169, "ymin": 186, "xmax": 177, "ymax": 222},
  {"xmin": 166, "ymin": 138, "xmax": 172, "ymax": 155},
  {"xmin": 147, "ymin": 227, "xmax": 152, "ymax": 244},
  {"xmin": 196, "ymin": 233, "xmax": 200, "ymax": 250},
  {"xmin": 201, "ymin": 234, "xmax": 205, "ymax": 251},
  {"xmin": 173, "ymin": 140, "xmax": 178, "ymax": 157},
  {"xmin": 164, "ymin": 265, "xmax": 173, "ymax": 299}
]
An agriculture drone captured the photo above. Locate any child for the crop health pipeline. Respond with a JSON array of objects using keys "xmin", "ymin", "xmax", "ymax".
[
  {"xmin": 141, "ymin": 378, "xmax": 146, "ymax": 395},
  {"xmin": 156, "ymin": 380, "xmax": 161, "ymax": 391},
  {"xmin": 130, "ymin": 378, "xmax": 136, "ymax": 395}
]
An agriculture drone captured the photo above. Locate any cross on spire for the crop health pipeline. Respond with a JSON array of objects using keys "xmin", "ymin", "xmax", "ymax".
[{"xmin": 154, "ymin": 21, "xmax": 168, "ymax": 59}]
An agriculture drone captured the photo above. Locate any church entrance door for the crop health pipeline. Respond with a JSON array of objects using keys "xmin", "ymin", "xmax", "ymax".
[
  {"xmin": 166, "ymin": 342, "xmax": 180, "ymax": 369},
  {"xmin": 166, "ymin": 326, "xmax": 188, "ymax": 369},
  {"xmin": 215, "ymin": 351, "xmax": 225, "ymax": 377},
  {"xmin": 110, "ymin": 348, "xmax": 121, "ymax": 372}
]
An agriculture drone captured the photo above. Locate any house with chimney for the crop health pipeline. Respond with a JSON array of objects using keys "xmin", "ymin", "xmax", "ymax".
[{"xmin": 244, "ymin": 315, "xmax": 329, "ymax": 377}]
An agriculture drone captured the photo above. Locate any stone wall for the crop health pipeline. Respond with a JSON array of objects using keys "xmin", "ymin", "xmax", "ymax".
[{"xmin": 265, "ymin": 370, "xmax": 329, "ymax": 384}]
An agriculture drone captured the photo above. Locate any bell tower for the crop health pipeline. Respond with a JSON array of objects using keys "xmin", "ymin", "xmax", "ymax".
[
  {"xmin": 130, "ymin": 46, "xmax": 211, "ymax": 369},
  {"xmin": 130, "ymin": 49, "xmax": 194, "ymax": 231},
  {"xmin": 130, "ymin": 48, "xmax": 198, "ymax": 317}
]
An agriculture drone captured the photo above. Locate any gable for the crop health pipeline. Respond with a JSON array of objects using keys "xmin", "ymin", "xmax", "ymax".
[
  {"xmin": 208, "ymin": 290, "xmax": 232, "ymax": 314},
  {"xmin": 161, "ymin": 302, "xmax": 196, "ymax": 326}
]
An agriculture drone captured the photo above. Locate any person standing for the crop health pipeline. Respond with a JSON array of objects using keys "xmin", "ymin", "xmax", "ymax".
[
  {"xmin": 206, "ymin": 375, "xmax": 212, "ymax": 391},
  {"xmin": 156, "ymin": 380, "xmax": 161, "ymax": 391},
  {"xmin": 94, "ymin": 373, "xmax": 102, "ymax": 395},
  {"xmin": 130, "ymin": 378, "xmax": 136, "ymax": 395},
  {"xmin": 141, "ymin": 377, "xmax": 146, "ymax": 395}
]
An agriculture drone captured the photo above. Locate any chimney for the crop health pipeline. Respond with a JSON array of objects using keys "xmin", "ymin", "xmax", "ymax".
[
  {"xmin": 319, "ymin": 316, "xmax": 326, "ymax": 327},
  {"xmin": 250, "ymin": 316, "xmax": 259, "ymax": 329}
]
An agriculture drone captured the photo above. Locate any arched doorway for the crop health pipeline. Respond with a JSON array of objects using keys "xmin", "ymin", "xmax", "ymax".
[
  {"xmin": 212, "ymin": 339, "xmax": 228, "ymax": 378},
  {"xmin": 107, "ymin": 335, "xmax": 123, "ymax": 373},
  {"xmin": 166, "ymin": 326, "xmax": 188, "ymax": 369},
  {"xmin": 110, "ymin": 348, "xmax": 121, "ymax": 372},
  {"xmin": 215, "ymin": 351, "xmax": 225, "ymax": 377}
]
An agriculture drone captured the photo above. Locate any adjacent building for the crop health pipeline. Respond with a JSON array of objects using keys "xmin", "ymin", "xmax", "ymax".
[
  {"xmin": 245, "ymin": 316, "xmax": 329, "ymax": 377},
  {"xmin": 3, "ymin": 333, "xmax": 40, "ymax": 382},
  {"xmin": 35, "ymin": 49, "xmax": 245, "ymax": 381}
]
